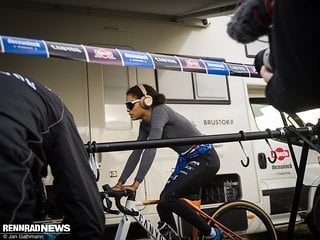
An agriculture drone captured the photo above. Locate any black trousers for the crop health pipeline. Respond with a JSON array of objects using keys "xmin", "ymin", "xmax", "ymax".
[{"xmin": 157, "ymin": 149, "xmax": 220, "ymax": 236}]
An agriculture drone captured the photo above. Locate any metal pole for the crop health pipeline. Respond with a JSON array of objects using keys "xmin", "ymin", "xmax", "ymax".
[
  {"xmin": 286, "ymin": 141, "xmax": 310, "ymax": 240},
  {"xmin": 85, "ymin": 127, "xmax": 313, "ymax": 153}
]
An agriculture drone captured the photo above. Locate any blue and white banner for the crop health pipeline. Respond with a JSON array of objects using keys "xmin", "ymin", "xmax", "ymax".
[
  {"xmin": 0, "ymin": 34, "xmax": 260, "ymax": 78},
  {"xmin": 1, "ymin": 35, "xmax": 48, "ymax": 58},
  {"xmin": 203, "ymin": 60, "xmax": 229, "ymax": 76},
  {"xmin": 118, "ymin": 49, "xmax": 154, "ymax": 68}
]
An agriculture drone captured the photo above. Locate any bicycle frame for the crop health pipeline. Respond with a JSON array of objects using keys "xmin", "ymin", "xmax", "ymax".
[
  {"xmin": 102, "ymin": 184, "xmax": 169, "ymax": 240},
  {"xmin": 115, "ymin": 197, "xmax": 167, "ymax": 240},
  {"xmin": 102, "ymin": 184, "xmax": 246, "ymax": 240}
]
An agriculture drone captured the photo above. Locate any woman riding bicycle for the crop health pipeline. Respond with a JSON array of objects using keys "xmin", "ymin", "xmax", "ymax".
[{"xmin": 112, "ymin": 84, "xmax": 221, "ymax": 240}]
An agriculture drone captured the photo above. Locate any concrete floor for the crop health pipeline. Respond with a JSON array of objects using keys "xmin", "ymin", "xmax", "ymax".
[{"xmin": 276, "ymin": 224, "xmax": 317, "ymax": 240}]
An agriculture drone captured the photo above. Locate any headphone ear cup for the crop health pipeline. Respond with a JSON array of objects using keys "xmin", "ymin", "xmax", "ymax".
[
  {"xmin": 137, "ymin": 84, "xmax": 153, "ymax": 108},
  {"xmin": 140, "ymin": 95, "xmax": 153, "ymax": 108}
]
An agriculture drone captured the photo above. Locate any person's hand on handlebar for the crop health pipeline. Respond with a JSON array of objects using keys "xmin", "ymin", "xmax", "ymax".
[
  {"xmin": 122, "ymin": 181, "xmax": 140, "ymax": 192},
  {"xmin": 111, "ymin": 180, "xmax": 140, "ymax": 192},
  {"xmin": 111, "ymin": 181, "xmax": 124, "ymax": 191}
]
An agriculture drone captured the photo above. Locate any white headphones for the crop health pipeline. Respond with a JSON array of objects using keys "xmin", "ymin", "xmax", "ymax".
[{"xmin": 138, "ymin": 84, "xmax": 153, "ymax": 108}]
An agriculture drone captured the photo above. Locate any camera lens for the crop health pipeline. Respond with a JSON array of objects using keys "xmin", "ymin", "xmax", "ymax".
[
  {"xmin": 254, "ymin": 48, "xmax": 273, "ymax": 75},
  {"xmin": 254, "ymin": 49, "xmax": 266, "ymax": 74}
]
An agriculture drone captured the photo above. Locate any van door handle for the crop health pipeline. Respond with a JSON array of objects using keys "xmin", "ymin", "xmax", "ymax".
[{"xmin": 258, "ymin": 153, "xmax": 267, "ymax": 169}]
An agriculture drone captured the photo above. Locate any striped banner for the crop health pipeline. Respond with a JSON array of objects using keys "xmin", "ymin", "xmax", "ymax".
[{"xmin": 0, "ymin": 35, "xmax": 260, "ymax": 78}]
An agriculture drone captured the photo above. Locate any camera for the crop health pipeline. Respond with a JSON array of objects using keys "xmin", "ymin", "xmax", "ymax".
[
  {"xmin": 227, "ymin": 0, "xmax": 274, "ymax": 76},
  {"xmin": 254, "ymin": 47, "xmax": 274, "ymax": 74}
]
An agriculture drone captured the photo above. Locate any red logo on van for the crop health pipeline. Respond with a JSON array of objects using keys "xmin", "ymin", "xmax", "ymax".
[{"xmin": 271, "ymin": 147, "xmax": 290, "ymax": 161}]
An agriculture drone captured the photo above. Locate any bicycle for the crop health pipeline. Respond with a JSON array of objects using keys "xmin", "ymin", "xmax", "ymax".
[{"xmin": 101, "ymin": 184, "xmax": 278, "ymax": 240}]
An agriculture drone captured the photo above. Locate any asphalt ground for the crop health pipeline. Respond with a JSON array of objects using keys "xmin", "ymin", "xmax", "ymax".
[
  {"xmin": 275, "ymin": 224, "xmax": 317, "ymax": 240},
  {"xmin": 219, "ymin": 223, "xmax": 317, "ymax": 240}
]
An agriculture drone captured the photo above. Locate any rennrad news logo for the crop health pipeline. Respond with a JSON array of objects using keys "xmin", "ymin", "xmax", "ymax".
[
  {"xmin": 1, "ymin": 224, "xmax": 70, "ymax": 239},
  {"xmin": 2, "ymin": 224, "xmax": 70, "ymax": 233}
]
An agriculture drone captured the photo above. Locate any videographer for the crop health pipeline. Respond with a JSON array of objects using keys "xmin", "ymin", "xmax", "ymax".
[{"xmin": 227, "ymin": 0, "xmax": 320, "ymax": 113}]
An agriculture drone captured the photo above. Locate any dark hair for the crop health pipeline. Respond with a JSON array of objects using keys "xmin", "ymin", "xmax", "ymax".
[{"xmin": 126, "ymin": 84, "xmax": 166, "ymax": 106}]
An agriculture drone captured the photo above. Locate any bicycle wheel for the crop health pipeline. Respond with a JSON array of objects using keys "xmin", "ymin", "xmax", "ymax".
[{"xmin": 207, "ymin": 200, "xmax": 278, "ymax": 240}]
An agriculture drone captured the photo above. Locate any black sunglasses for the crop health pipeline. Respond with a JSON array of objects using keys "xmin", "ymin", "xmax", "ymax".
[{"xmin": 125, "ymin": 99, "xmax": 141, "ymax": 110}]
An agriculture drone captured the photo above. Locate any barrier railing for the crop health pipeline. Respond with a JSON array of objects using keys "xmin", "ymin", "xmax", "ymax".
[{"xmin": 86, "ymin": 124, "xmax": 320, "ymax": 240}]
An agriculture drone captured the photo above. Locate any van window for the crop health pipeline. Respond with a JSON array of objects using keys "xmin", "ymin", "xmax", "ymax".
[
  {"xmin": 156, "ymin": 69, "xmax": 230, "ymax": 104},
  {"xmin": 194, "ymin": 73, "xmax": 229, "ymax": 101},
  {"xmin": 250, "ymin": 98, "xmax": 320, "ymax": 131},
  {"xmin": 250, "ymin": 102, "xmax": 287, "ymax": 130},
  {"xmin": 296, "ymin": 109, "xmax": 320, "ymax": 125},
  {"xmin": 157, "ymin": 70, "xmax": 194, "ymax": 100}
]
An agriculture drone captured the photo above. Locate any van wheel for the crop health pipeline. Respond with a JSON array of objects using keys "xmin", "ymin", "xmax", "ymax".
[{"xmin": 306, "ymin": 191, "xmax": 320, "ymax": 237}]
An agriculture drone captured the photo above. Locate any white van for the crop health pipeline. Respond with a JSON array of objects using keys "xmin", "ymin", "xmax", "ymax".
[{"xmin": 1, "ymin": 4, "xmax": 320, "ymax": 239}]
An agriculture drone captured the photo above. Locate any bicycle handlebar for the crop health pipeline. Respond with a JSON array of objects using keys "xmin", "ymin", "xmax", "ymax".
[{"xmin": 101, "ymin": 184, "xmax": 139, "ymax": 216}]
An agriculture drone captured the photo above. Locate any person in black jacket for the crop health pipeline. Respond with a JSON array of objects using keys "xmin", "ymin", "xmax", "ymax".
[
  {"xmin": 0, "ymin": 71, "xmax": 105, "ymax": 240},
  {"xmin": 260, "ymin": 0, "xmax": 320, "ymax": 113}
]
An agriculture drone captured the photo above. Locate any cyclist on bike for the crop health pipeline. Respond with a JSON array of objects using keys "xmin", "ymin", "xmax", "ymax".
[
  {"xmin": 0, "ymin": 71, "xmax": 105, "ymax": 240},
  {"xmin": 112, "ymin": 84, "xmax": 221, "ymax": 240}
]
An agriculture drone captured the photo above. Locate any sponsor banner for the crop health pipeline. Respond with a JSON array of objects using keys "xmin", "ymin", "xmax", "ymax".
[
  {"xmin": 119, "ymin": 49, "xmax": 154, "ymax": 68},
  {"xmin": 203, "ymin": 59, "xmax": 229, "ymax": 76},
  {"xmin": 0, "ymin": 34, "xmax": 258, "ymax": 78},
  {"xmin": 179, "ymin": 57, "xmax": 206, "ymax": 73},
  {"xmin": 85, "ymin": 46, "xmax": 122, "ymax": 65},
  {"xmin": 151, "ymin": 54, "xmax": 181, "ymax": 71},
  {"xmin": 226, "ymin": 63, "xmax": 250, "ymax": 77},
  {"xmin": 1, "ymin": 35, "xmax": 48, "ymax": 57},
  {"xmin": 46, "ymin": 41, "xmax": 87, "ymax": 61},
  {"xmin": 245, "ymin": 64, "xmax": 260, "ymax": 78}
]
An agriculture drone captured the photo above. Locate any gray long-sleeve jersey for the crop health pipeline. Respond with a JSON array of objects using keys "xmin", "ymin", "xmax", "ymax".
[{"xmin": 119, "ymin": 104, "xmax": 203, "ymax": 183}]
